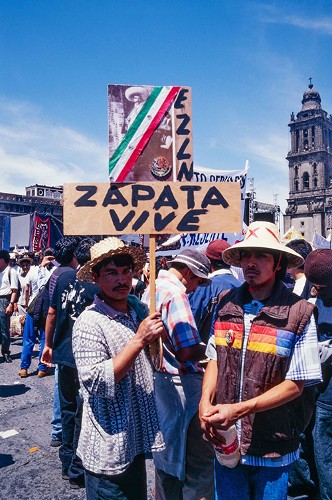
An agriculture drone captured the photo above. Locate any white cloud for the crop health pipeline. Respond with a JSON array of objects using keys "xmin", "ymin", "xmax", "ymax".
[
  {"xmin": 0, "ymin": 97, "xmax": 108, "ymax": 194},
  {"xmin": 257, "ymin": 4, "xmax": 332, "ymax": 35},
  {"xmin": 243, "ymin": 132, "xmax": 289, "ymax": 172},
  {"xmin": 277, "ymin": 15, "xmax": 332, "ymax": 35}
]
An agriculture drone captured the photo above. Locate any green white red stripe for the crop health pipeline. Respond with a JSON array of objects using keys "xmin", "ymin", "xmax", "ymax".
[{"xmin": 109, "ymin": 85, "xmax": 180, "ymax": 181}]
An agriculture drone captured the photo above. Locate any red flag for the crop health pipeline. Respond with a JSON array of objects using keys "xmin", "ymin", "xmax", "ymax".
[{"xmin": 31, "ymin": 214, "xmax": 50, "ymax": 252}]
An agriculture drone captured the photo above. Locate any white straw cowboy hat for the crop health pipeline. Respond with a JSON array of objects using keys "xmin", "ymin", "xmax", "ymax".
[
  {"xmin": 77, "ymin": 237, "xmax": 147, "ymax": 283},
  {"xmin": 125, "ymin": 86, "xmax": 149, "ymax": 102},
  {"xmin": 18, "ymin": 256, "xmax": 33, "ymax": 265},
  {"xmin": 222, "ymin": 221, "xmax": 304, "ymax": 268}
]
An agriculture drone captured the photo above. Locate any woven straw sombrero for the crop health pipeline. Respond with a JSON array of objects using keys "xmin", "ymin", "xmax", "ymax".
[
  {"xmin": 222, "ymin": 221, "xmax": 304, "ymax": 268},
  {"xmin": 77, "ymin": 237, "xmax": 147, "ymax": 283},
  {"xmin": 125, "ymin": 86, "xmax": 149, "ymax": 102}
]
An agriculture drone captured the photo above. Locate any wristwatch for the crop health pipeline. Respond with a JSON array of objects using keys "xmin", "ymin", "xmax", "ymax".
[{"xmin": 10, "ymin": 302, "xmax": 15, "ymax": 305}]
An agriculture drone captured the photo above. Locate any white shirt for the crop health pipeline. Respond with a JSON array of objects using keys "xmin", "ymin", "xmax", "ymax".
[
  {"xmin": 0, "ymin": 265, "xmax": 18, "ymax": 296},
  {"xmin": 293, "ymin": 275, "xmax": 306, "ymax": 296},
  {"xmin": 26, "ymin": 266, "xmax": 40, "ymax": 303}
]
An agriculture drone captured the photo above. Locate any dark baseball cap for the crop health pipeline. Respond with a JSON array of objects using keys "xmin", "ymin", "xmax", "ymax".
[
  {"xmin": 171, "ymin": 249, "xmax": 211, "ymax": 286},
  {"xmin": 204, "ymin": 239, "xmax": 231, "ymax": 261}
]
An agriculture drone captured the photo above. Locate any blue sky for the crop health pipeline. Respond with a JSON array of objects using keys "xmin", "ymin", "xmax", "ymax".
[{"xmin": 1, "ymin": 0, "xmax": 332, "ymax": 216}]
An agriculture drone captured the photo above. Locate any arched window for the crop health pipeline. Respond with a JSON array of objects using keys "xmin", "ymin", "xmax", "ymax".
[
  {"xmin": 303, "ymin": 172, "xmax": 309, "ymax": 189},
  {"xmin": 313, "ymin": 177, "xmax": 318, "ymax": 188},
  {"xmin": 312, "ymin": 127, "xmax": 315, "ymax": 148},
  {"xmin": 295, "ymin": 180, "xmax": 299, "ymax": 191},
  {"xmin": 313, "ymin": 162, "xmax": 317, "ymax": 175},
  {"xmin": 294, "ymin": 165, "xmax": 299, "ymax": 177}
]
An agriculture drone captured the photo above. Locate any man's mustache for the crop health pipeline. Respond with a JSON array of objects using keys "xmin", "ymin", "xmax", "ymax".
[{"xmin": 113, "ymin": 284, "xmax": 130, "ymax": 291}]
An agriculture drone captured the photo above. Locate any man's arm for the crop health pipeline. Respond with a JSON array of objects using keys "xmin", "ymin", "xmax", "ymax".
[
  {"xmin": 201, "ymin": 379, "xmax": 305, "ymax": 431},
  {"xmin": 112, "ymin": 312, "xmax": 164, "ymax": 383},
  {"xmin": 40, "ymin": 306, "xmax": 57, "ymax": 367},
  {"xmin": 73, "ymin": 312, "xmax": 164, "ymax": 396},
  {"xmin": 176, "ymin": 343, "xmax": 207, "ymax": 362},
  {"xmin": 7, "ymin": 268, "xmax": 18, "ymax": 315},
  {"xmin": 199, "ymin": 359, "xmax": 218, "ymax": 425},
  {"xmin": 25, "ymin": 283, "xmax": 31, "ymax": 308}
]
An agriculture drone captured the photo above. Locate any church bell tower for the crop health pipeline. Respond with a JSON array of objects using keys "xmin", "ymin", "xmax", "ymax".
[{"xmin": 284, "ymin": 79, "xmax": 332, "ymax": 240}]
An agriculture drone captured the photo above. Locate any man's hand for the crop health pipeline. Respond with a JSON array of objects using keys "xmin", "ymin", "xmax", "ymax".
[
  {"xmin": 134, "ymin": 312, "xmax": 164, "ymax": 346},
  {"xmin": 40, "ymin": 255, "xmax": 55, "ymax": 267},
  {"xmin": 6, "ymin": 303, "xmax": 14, "ymax": 315},
  {"xmin": 199, "ymin": 400, "xmax": 221, "ymax": 445},
  {"xmin": 41, "ymin": 346, "xmax": 53, "ymax": 367},
  {"xmin": 201, "ymin": 403, "xmax": 239, "ymax": 431}
]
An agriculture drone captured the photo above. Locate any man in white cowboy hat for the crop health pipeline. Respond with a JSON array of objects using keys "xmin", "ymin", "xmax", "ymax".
[
  {"xmin": 199, "ymin": 221, "xmax": 322, "ymax": 500},
  {"xmin": 72, "ymin": 237, "xmax": 165, "ymax": 499},
  {"xmin": 143, "ymin": 248, "xmax": 215, "ymax": 500},
  {"xmin": 124, "ymin": 85, "xmax": 149, "ymax": 130}
]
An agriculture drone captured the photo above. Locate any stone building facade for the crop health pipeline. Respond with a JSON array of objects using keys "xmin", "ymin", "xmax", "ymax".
[
  {"xmin": 284, "ymin": 81, "xmax": 332, "ymax": 241},
  {"xmin": 0, "ymin": 184, "xmax": 63, "ymax": 249}
]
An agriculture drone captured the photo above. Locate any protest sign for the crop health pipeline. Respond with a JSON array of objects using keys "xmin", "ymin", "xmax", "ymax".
[
  {"xmin": 108, "ymin": 85, "xmax": 193, "ymax": 183},
  {"xmin": 152, "ymin": 164, "xmax": 249, "ymax": 255},
  {"xmin": 63, "ymin": 182, "xmax": 241, "ymax": 236}
]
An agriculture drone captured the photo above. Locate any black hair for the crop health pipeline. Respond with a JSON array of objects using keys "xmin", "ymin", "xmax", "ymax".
[
  {"xmin": 75, "ymin": 238, "xmax": 96, "ymax": 266},
  {"xmin": 54, "ymin": 236, "xmax": 80, "ymax": 265},
  {"xmin": 0, "ymin": 250, "xmax": 10, "ymax": 264},
  {"xmin": 285, "ymin": 239, "xmax": 312, "ymax": 270},
  {"xmin": 170, "ymin": 262, "xmax": 187, "ymax": 272},
  {"xmin": 210, "ymin": 258, "xmax": 231, "ymax": 270},
  {"xmin": 271, "ymin": 251, "xmax": 288, "ymax": 281},
  {"xmin": 92, "ymin": 253, "xmax": 134, "ymax": 276},
  {"xmin": 43, "ymin": 247, "xmax": 55, "ymax": 257}
]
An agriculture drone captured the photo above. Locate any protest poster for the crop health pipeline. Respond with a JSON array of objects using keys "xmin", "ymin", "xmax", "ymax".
[
  {"xmin": 108, "ymin": 85, "xmax": 193, "ymax": 183},
  {"xmin": 63, "ymin": 182, "xmax": 241, "ymax": 236}
]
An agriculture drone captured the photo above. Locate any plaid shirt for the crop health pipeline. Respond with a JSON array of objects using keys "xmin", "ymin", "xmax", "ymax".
[{"xmin": 143, "ymin": 270, "xmax": 203, "ymax": 375}]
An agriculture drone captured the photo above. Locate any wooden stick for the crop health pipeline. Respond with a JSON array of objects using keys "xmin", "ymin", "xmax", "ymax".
[
  {"xmin": 148, "ymin": 234, "xmax": 163, "ymax": 370},
  {"xmin": 149, "ymin": 234, "xmax": 157, "ymax": 313}
]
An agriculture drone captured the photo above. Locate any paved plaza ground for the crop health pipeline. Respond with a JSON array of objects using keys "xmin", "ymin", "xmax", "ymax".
[{"xmin": 0, "ymin": 336, "xmax": 155, "ymax": 500}]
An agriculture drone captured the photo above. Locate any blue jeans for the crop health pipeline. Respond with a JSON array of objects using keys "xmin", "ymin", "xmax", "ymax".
[
  {"xmin": 313, "ymin": 404, "xmax": 332, "ymax": 500},
  {"xmin": 215, "ymin": 459, "xmax": 290, "ymax": 500},
  {"xmin": 51, "ymin": 365, "xmax": 62, "ymax": 442},
  {"xmin": 85, "ymin": 454, "xmax": 147, "ymax": 500},
  {"xmin": 20, "ymin": 313, "xmax": 47, "ymax": 371},
  {"xmin": 0, "ymin": 297, "xmax": 10, "ymax": 355}
]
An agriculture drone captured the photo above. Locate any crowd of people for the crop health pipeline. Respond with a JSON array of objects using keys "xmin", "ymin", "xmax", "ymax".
[{"xmin": 0, "ymin": 221, "xmax": 330, "ymax": 500}]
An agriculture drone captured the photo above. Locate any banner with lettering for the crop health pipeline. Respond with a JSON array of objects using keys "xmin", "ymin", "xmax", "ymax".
[
  {"xmin": 108, "ymin": 84, "xmax": 193, "ymax": 183},
  {"xmin": 30, "ymin": 213, "xmax": 51, "ymax": 252},
  {"xmin": 153, "ymin": 164, "xmax": 249, "ymax": 255}
]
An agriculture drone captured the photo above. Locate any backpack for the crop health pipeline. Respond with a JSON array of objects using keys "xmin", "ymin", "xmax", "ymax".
[
  {"xmin": 196, "ymin": 296, "xmax": 219, "ymax": 345},
  {"xmin": 27, "ymin": 282, "xmax": 50, "ymax": 332}
]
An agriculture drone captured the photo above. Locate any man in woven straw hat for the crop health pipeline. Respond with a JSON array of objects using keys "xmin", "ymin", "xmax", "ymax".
[
  {"xmin": 72, "ymin": 237, "xmax": 165, "ymax": 499},
  {"xmin": 200, "ymin": 221, "xmax": 322, "ymax": 500}
]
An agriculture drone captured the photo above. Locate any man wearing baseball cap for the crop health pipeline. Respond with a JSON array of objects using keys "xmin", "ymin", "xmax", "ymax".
[
  {"xmin": 200, "ymin": 221, "xmax": 322, "ymax": 499},
  {"xmin": 190, "ymin": 240, "xmax": 241, "ymax": 344},
  {"xmin": 143, "ymin": 248, "xmax": 215, "ymax": 499}
]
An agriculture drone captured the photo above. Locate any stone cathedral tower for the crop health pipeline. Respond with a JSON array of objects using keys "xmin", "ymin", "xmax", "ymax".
[{"xmin": 283, "ymin": 80, "xmax": 332, "ymax": 241}]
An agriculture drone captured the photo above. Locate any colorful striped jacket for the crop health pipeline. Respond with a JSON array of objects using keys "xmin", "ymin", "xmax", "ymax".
[{"xmin": 214, "ymin": 281, "xmax": 316, "ymax": 457}]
